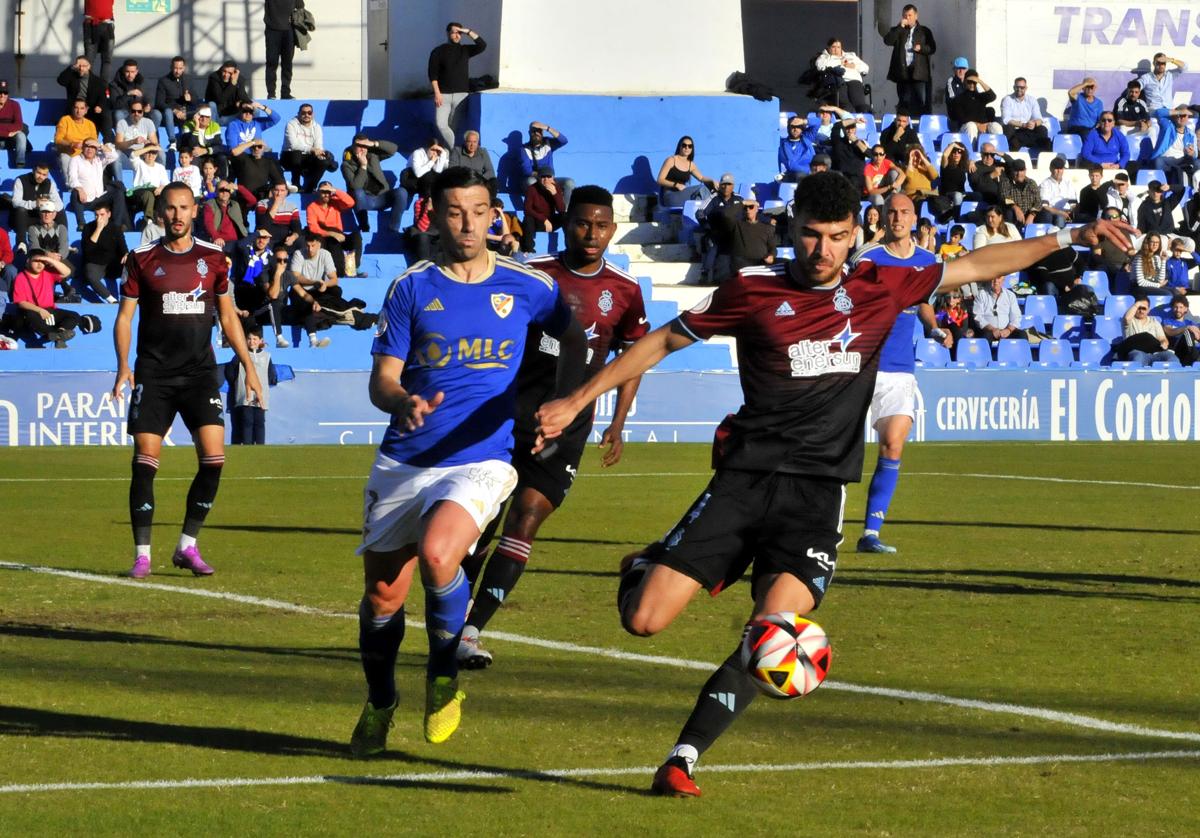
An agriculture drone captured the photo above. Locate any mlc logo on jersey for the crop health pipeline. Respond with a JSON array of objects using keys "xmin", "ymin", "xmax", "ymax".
[
  {"xmin": 491, "ymin": 293, "xmax": 514, "ymax": 318},
  {"xmin": 412, "ymin": 332, "xmax": 516, "ymax": 370},
  {"xmin": 787, "ymin": 320, "xmax": 862, "ymax": 377}
]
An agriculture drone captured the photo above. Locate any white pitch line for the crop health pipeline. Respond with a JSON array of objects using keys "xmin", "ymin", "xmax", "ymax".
[
  {"xmin": 5, "ymin": 563, "xmax": 1199, "ymax": 745},
  {"xmin": 0, "ymin": 472, "xmax": 712, "ymax": 484},
  {"xmin": 906, "ymin": 471, "xmax": 1200, "ymax": 491},
  {"xmin": 0, "ymin": 749, "xmax": 1195, "ymax": 795}
]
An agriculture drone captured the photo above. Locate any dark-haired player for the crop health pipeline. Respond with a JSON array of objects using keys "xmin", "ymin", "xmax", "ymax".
[
  {"xmin": 457, "ymin": 185, "xmax": 649, "ymax": 668},
  {"xmin": 536, "ymin": 171, "xmax": 1134, "ymax": 797},
  {"xmin": 350, "ymin": 167, "xmax": 584, "ymax": 754},
  {"xmin": 113, "ymin": 181, "xmax": 263, "ymax": 579}
]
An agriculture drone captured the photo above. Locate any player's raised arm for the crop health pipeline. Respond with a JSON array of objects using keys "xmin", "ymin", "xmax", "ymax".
[
  {"xmin": 939, "ymin": 217, "xmax": 1136, "ymax": 292},
  {"xmin": 536, "ymin": 320, "xmax": 695, "ymax": 446},
  {"xmin": 368, "ymin": 353, "xmax": 443, "ymax": 431}
]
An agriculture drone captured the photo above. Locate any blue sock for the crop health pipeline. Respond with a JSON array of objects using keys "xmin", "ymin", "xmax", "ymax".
[
  {"xmin": 358, "ymin": 598, "xmax": 405, "ymax": 709},
  {"xmin": 424, "ymin": 567, "xmax": 469, "ymax": 680},
  {"xmin": 863, "ymin": 456, "xmax": 901, "ymax": 536}
]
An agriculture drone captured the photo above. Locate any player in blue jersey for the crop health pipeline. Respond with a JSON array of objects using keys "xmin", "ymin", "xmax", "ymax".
[
  {"xmin": 851, "ymin": 194, "xmax": 939, "ymax": 553},
  {"xmin": 349, "ymin": 167, "xmax": 584, "ymax": 754}
]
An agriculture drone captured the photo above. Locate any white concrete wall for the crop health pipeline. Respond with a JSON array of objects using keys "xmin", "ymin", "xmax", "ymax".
[
  {"xmin": 0, "ymin": 0, "xmax": 363, "ymax": 100},
  {"xmin": 388, "ymin": 0, "xmax": 503, "ymax": 96}
]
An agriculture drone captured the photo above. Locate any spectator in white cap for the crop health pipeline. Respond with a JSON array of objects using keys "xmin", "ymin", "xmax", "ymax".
[
  {"xmin": 946, "ymin": 56, "xmax": 970, "ymax": 102},
  {"xmin": 699, "ymin": 173, "xmax": 744, "ymax": 283},
  {"xmin": 26, "ymin": 200, "xmax": 72, "ymax": 264}
]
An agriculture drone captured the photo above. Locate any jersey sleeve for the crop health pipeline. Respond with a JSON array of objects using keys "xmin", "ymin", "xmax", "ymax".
[
  {"xmin": 615, "ymin": 284, "xmax": 650, "ymax": 345},
  {"xmin": 371, "ymin": 276, "xmax": 416, "ymax": 361},
  {"xmin": 212, "ymin": 253, "xmax": 231, "ymax": 297},
  {"xmin": 530, "ymin": 276, "xmax": 573, "ymax": 338},
  {"xmin": 878, "ymin": 263, "xmax": 945, "ymax": 308},
  {"xmin": 121, "ymin": 251, "xmax": 142, "ymax": 299},
  {"xmin": 676, "ymin": 278, "xmax": 752, "ymax": 341}
]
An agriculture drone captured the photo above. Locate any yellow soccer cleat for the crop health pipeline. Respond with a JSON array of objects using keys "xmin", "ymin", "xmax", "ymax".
[{"xmin": 424, "ymin": 676, "xmax": 466, "ymax": 744}]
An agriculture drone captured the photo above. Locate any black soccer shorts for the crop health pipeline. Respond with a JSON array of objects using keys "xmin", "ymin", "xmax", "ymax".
[
  {"xmin": 510, "ymin": 428, "xmax": 587, "ymax": 509},
  {"xmin": 650, "ymin": 469, "xmax": 845, "ymax": 609},
  {"xmin": 127, "ymin": 374, "xmax": 226, "ymax": 437}
]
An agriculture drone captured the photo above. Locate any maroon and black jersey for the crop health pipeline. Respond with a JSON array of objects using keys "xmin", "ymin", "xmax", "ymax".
[
  {"xmin": 514, "ymin": 255, "xmax": 649, "ymax": 438},
  {"xmin": 121, "ymin": 239, "xmax": 231, "ymax": 380},
  {"xmin": 678, "ymin": 259, "xmax": 942, "ymax": 482}
]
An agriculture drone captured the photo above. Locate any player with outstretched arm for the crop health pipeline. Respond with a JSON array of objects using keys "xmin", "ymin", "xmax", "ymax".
[
  {"xmin": 350, "ymin": 167, "xmax": 585, "ymax": 754},
  {"xmin": 113, "ymin": 181, "xmax": 262, "ymax": 580},
  {"xmin": 535, "ymin": 171, "xmax": 1134, "ymax": 797}
]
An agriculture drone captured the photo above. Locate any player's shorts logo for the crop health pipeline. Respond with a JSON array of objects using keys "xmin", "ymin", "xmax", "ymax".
[{"xmin": 491, "ymin": 293, "xmax": 514, "ymax": 319}]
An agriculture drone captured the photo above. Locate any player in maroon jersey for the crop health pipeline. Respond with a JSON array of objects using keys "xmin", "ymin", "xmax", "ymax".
[
  {"xmin": 112, "ymin": 181, "xmax": 263, "ymax": 579},
  {"xmin": 456, "ymin": 185, "xmax": 649, "ymax": 668},
  {"xmin": 536, "ymin": 171, "xmax": 1135, "ymax": 797}
]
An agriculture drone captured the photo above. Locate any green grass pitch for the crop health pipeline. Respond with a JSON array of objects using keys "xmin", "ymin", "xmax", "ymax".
[{"xmin": 1, "ymin": 442, "xmax": 1197, "ymax": 834}]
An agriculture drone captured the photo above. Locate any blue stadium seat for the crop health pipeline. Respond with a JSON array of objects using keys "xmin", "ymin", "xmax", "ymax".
[
  {"xmin": 645, "ymin": 299, "xmax": 679, "ymax": 328},
  {"xmin": 855, "ymin": 113, "xmax": 877, "ymax": 134},
  {"xmin": 605, "ymin": 252, "xmax": 631, "ymax": 272},
  {"xmin": 1036, "ymin": 338, "xmax": 1073, "ymax": 367},
  {"xmin": 920, "ymin": 114, "xmax": 949, "ymax": 135},
  {"xmin": 1136, "ymin": 168, "xmax": 1167, "ymax": 186},
  {"xmin": 1021, "ymin": 295, "xmax": 1057, "ymax": 328},
  {"xmin": 778, "ymin": 181, "xmax": 797, "ymax": 206},
  {"xmin": 1074, "ymin": 338, "xmax": 1111, "ymax": 367},
  {"xmin": 910, "ymin": 316, "xmax": 925, "ymax": 344},
  {"xmin": 917, "ymin": 132, "xmax": 937, "ymax": 157},
  {"xmin": 1052, "ymin": 133, "xmax": 1082, "ymax": 161},
  {"xmin": 915, "ymin": 338, "xmax": 951, "ymax": 367},
  {"xmin": 637, "ymin": 276, "xmax": 654, "ymax": 302},
  {"xmin": 679, "ymin": 199, "xmax": 701, "ymax": 244},
  {"xmin": 780, "ymin": 111, "xmax": 796, "ymax": 136},
  {"xmin": 991, "ymin": 338, "xmax": 1032, "ymax": 368},
  {"xmin": 1019, "ymin": 314, "xmax": 1043, "ymax": 331},
  {"xmin": 1024, "ymin": 223, "xmax": 1054, "ymax": 239},
  {"xmin": 880, "ymin": 113, "xmax": 897, "ymax": 132},
  {"xmin": 1152, "ymin": 357, "xmax": 1182, "ymax": 369},
  {"xmin": 936, "ymin": 131, "xmax": 968, "ymax": 152},
  {"xmin": 954, "ymin": 338, "xmax": 991, "ymax": 368},
  {"xmin": 1052, "ymin": 314, "xmax": 1085, "ymax": 342},
  {"xmin": 975, "ymin": 132, "xmax": 1008, "ymax": 152},
  {"xmin": 1091, "ymin": 315, "xmax": 1123, "ymax": 343},
  {"xmin": 1146, "ymin": 294, "xmax": 1171, "ymax": 315},
  {"xmin": 1044, "ymin": 115, "xmax": 1061, "ymax": 138},
  {"xmin": 1104, "ymin": 294, "xmax": 1134, "ymax": 317},
  {"xmin": 1080, "ymin": 270, "xmax": 1109, "ymax": 301},
  {"xmin": 775, "ymin": 247, "xmax": 795, "ymax": 259}
]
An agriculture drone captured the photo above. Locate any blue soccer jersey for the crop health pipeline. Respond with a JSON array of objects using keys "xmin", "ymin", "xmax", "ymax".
[
  {"xmin": 852, "ymin": 242, "xmax": 938, "ymax": 373},
  {"xmin": 372, "ymin": 253, "xmax": 573, "ymax": 467}
]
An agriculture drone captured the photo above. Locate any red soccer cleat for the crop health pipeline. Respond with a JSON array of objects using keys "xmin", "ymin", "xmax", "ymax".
[{"xmin": 650, "ymin": 758, "xmax": 702, "ymax": 798}]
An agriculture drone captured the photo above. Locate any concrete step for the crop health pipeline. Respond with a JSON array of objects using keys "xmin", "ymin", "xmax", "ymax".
[
  {"xmin": 613, "ymin": 221, "xmax": 677, "ymax": 245},
  {"xmin": 609, "ymin": 242, "xmax": 695, "ymax": 262},
  {"xmin": 629, "ymin": 261, "xmax": 703, "ymax": 285},
  {"xmin": 613, "ymin": 193, "xmax": 653, "ymax": 223}
]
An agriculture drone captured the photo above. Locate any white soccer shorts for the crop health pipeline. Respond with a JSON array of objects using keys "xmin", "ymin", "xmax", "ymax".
[
  {"xmin": 357, "ymin": 454, "xmax": 518, "ymax": 555},
  {"xmin": 869, "ymin": 371, "xmax": 918, "ymax": 428}
]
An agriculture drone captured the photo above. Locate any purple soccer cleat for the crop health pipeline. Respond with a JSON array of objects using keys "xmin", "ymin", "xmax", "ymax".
[
  {"xmin": 127, "ymin": 555, "xmax": 152, "ymax": 579},
  {"xmin": 172, "ymin": 545, "xmax": 215, "ymax": 576}
]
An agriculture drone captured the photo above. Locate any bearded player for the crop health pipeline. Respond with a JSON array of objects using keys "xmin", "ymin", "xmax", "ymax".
[
  {"xmin": 349, "ymin": 167, "xmax": 585, "ymax": 754},
  {"xmin": 457, "ymin": 185, "xmax": 649, "ymax": 668},
  {"xmin": 536, "ymin": 171, "xmax": 1134, "ymax": 797},
  {"xmin": 113, "ymin": 181, "xmax": 263, "ymax": 579}
]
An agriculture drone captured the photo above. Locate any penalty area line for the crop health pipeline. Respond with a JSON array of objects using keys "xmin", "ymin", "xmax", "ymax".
[
  {"xmin": 0, "ymin": 749, "xmax": 1196, "ymax": 795},
  {"xmin": 4, "ymin": 563, "xmax": 1199, "ymax": 745}
]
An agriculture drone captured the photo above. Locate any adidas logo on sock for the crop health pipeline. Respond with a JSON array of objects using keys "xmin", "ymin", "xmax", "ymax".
[
  {"xmin": 135, "ymin": 503, "xmax": 153, "ymax": 512},
  {"xmin": 708, "ymin": 691, "xmax": 736, "ymax": 712},
  {"xmin": 424, "ymin": 298, "xmax": 445, "ymax": 312},
  {"xmin": 487, "ymin": 587, "xmax": 506, "ymax": 602},
  {"xmin": 775, "ymin": 301, "xmax": 795, "ymax": 317}
]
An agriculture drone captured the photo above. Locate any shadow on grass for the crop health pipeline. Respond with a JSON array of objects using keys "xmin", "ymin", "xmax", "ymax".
[
  {"xmin": 0, "ymin": 705, "xmax": 649, "ymax": 794},
  {"xmin": 835, "ymin": 568, "xmax": 1200, "ymax": 603},
  {"xmin": 0, "ymin": 622, "xmax": 358, "ymax": 663}
]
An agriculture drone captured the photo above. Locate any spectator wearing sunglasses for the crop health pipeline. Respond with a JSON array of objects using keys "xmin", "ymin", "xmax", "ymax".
[
  {"xmin": 777, "ymin": 117, "xmax": 819, "ymax": 183},
  {"xmin": 114, "ymin": 98, "xmax": 157, "ymax": 171},
  {"xmin": 282, "ymin": 104, "xmax": 337, "ymax": 193},
  {"xmin": 1137, "ymin": 52, "xmax": 1187, "ymax": 115},
  {"xmin": 1000, "ymin": 77, "xmax": 1051, "ymax": 152},
  {"xmin": 110, "ymin": 59, "xmax": 159, "ymax": 131},
  {"xmin": 657, "ymin": 136, "xmax": 717, "ymax": 209},
  {"xmin": 1080, "ymin": 111, "xmax": 1129, "ymax": 169},
  {"xmin": 864, "ymin": 144, "xmax": 905, "ymax": 205}
]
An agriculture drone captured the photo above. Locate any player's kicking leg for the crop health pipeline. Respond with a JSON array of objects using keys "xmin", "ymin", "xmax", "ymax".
[
  {"xmin": 458, "ymin": 487, "xmax": 555, "ymax": 669},
  {"xmin": 858, "ymin": 373, "xmax": 917, "ymax": 554}
]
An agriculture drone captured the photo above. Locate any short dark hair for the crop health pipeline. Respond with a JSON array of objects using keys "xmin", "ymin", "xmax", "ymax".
[
  {"xmin": 567, "ymin": 185, "xmax": 613, "ymax": 215},
  {"xmin": 431, "ymin": 166, "xmax": 494, "ymax": 206},
  {"xmin": 171, "ymin": 55, "xmax": 186, "ymax": 64},
  {"xmin": 303, "ymin": 230, "xmax": 323, "ymax": 244},
  {"xmin": 950, "ymin": 224, "xmax": 965, "ymax": 237},
  {"xmin": 826, "ymin": 37, "xmax": 841, "ymax": 48},
  {"xmin": 791, "ymin": 171, "xmax": 859, "ymax": 223},
  {"xmin": 122, "ymin": 59, "xmax": 138, "ymax": 68},
  {"xmin": 674, "ymin": 135, "xmax": 695, "ymax": 161},
  {"xmin": 902, "ymin": 4, "xmax": 918, "ymax": 13},
  {"xmin": 895, "ymin": 107, "xmax": 911, "ymax": 118},
  {"xmin": 447, "ymin": 21, "xmax": 463, "ymax": 32}
]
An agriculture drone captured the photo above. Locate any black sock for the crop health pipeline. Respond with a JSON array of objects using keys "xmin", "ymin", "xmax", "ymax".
[
  {"xmin": 358, "ymin": 598, "xmax": 405, "ymax": 709},
  {"xmin": 130, "ymin": 453, "xmax": 159, "ymax": 546},
  {"xmin": 182, "ymin": 454, "xmax": 224, "ymax": 537},
  {"xmin": 675, "ymin": 643, "xmax": 760, "ymax": 759},
  {"xmin": 465, "ymin": 536, "xmax": 531, "ymax": 632}
]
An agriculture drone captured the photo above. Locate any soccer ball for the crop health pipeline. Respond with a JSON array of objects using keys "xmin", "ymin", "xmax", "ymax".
[{"xmin": 740, "ymin": 612, "xmax": 831, "ymax": 699}]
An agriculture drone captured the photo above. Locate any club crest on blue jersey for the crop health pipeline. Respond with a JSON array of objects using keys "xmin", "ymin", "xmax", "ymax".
[
  {"xmin": 787, "ymin": 320, "xmax": 862, "ymax": 377},
  {"xmin": 491, "ymin": 293, "xmax": 514, "ymax": 318}
]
